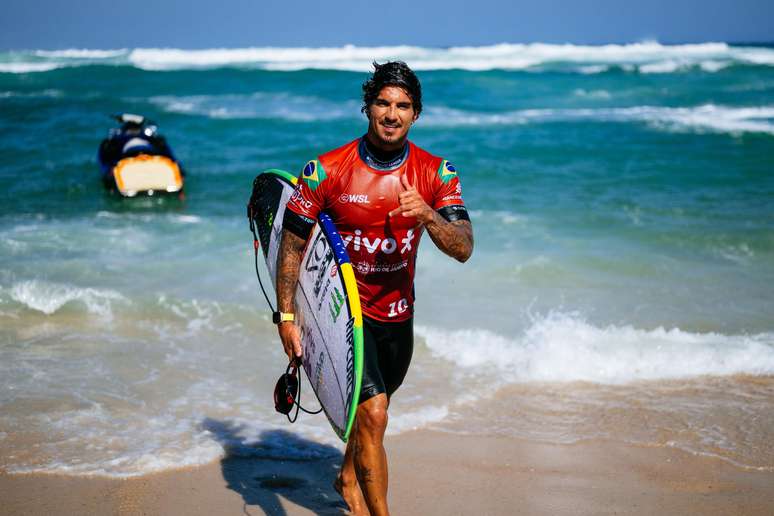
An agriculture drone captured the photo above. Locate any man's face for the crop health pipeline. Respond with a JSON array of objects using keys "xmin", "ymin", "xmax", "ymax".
[{"xmin": 366, "ymin": 86, "xmax": 418, "ymax": 150}]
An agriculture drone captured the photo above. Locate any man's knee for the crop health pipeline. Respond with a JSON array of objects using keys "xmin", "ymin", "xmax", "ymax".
[{"xmin": 357, "ymin": 396, "xmax": 388, "ymax": 436}]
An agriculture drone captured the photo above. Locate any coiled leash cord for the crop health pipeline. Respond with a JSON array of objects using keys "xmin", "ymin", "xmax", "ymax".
[
  {"xmin": 248, "ymin": 209, "xmax": 275, "ymax": 313},
  {"xmin": 273, "ymin": 359, "xmax": 323, "ymax": 423}
]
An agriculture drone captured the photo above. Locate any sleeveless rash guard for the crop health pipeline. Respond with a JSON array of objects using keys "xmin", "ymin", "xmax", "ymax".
[{"xmin": 284, "ymin": 137, "xmax": 467, "ymax": 322}]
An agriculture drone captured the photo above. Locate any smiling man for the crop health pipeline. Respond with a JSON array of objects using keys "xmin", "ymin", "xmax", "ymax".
[{"xmin": 275, "ymin": 61, "xmax": 473, "ymax": 515}]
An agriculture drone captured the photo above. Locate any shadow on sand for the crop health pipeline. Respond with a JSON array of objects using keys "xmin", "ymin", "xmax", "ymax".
[{"xmin": 201, "ymin": 418, "xmax": 347, "ymax": 515}]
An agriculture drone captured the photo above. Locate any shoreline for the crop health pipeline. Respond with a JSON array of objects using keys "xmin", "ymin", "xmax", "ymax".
[{"xmin": 2, "ymin": 430, "xmax": 774, "ymax": 515}]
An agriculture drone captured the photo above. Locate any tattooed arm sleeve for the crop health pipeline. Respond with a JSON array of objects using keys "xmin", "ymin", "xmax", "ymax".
[
  {"xmin": 425, "ymin": 215, "xmax": 474, "ymax": 263},
  {"xmin": 276, "ymin": 229, "xmax": 307, "ymax": 313}
]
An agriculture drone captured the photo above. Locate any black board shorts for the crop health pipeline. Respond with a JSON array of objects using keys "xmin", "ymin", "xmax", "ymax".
[{"xmin": 359, "ymin": 316, "xmax": 414, "ymax": 404}]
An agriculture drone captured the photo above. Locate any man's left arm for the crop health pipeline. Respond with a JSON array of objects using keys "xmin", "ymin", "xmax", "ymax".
[
  {"xmin": 389, "ymin": 173, "xmax": 473, "ymax": 263},
  {"xmin": 423, "ymin": 212, "xmax": 473, "ymax": 263}
]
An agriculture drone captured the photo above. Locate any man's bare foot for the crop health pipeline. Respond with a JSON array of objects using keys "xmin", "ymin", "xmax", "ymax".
[{"xmin": 334, "ymin": 474, "xmax": 367, "ymax": 515}]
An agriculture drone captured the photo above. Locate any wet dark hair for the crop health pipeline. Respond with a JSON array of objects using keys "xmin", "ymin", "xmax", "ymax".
[{"xmin": 361, "ymin": 61, "xmax": 422, "ymax": 117}]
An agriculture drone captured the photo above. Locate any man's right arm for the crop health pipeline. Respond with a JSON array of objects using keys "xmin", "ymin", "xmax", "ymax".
[
  {"xmin": 278, "ymin": 159, "xmax": 328, "ymax": 360},
  {"xmin": 276, "ymin": 228, "xmax": 307, "ymax": 361}
]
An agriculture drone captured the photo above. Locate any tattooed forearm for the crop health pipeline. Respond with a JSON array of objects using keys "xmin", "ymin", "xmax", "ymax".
[
  {"xmin": 276, "ymin": 229, "xmax": 306, "ymax": 312},
  {"xmin": 425, "ymin": 215, "xmax": 474, "ymax": 263}
]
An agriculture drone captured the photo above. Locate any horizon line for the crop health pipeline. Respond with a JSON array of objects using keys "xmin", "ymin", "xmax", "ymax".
[{"xmin": 2, "ymin": 40, "xmax": 774, "ymax": 52}]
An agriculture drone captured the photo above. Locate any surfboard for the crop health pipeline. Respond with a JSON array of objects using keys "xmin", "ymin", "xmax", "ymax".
[{"xmin": 248, "ymin": 169, "xmax": 364, "ymax": 442}]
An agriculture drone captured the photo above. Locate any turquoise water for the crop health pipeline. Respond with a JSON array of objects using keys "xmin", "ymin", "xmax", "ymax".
[{"xmin": 1, "ymin": 43, "xmax": 774, "ymax": 476}]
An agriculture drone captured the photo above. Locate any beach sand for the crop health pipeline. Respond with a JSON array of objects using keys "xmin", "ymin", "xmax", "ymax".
[{"xmin": 2, "ymin": 430, "xmax": 773, "ymax": 515}]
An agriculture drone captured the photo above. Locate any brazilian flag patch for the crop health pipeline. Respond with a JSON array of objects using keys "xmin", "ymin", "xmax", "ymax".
[
  {"xmin": 301, "ymin": 160, "xmax": 327, "ymax": 191},
  {"xmin": 437, "ymin": 160, "xmax": 458, "ymax": 184}
]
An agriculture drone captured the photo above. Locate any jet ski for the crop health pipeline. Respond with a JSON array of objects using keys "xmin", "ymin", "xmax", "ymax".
[{"xmin": 97, "ymin": 113, "xmax": 184, "ymax": 197}]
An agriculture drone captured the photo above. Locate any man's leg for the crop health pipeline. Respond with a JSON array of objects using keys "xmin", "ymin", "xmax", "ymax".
[
  {"xmin": 336, "ymin": 437, "xmax": 367, "ymax": 515},
  {"xmin": 353, "ymin": 393, "xmax": 390, "ymax": 516},
  {"xmin": 337, "ymin": 316, "xmax": 408, "ymax": 514}
]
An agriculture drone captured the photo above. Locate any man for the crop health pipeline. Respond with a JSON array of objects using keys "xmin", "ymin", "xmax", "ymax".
[{"xmin": 275, "ymin": 61, "xmax": 473, "ymax": 515}]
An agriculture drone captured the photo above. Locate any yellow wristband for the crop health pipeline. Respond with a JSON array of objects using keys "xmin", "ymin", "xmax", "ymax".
[{"xmin": 272, "ymin": 311, "xmax": 295, "ymax": 324}]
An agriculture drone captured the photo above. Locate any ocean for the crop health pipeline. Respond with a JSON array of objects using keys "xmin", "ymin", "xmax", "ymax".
[{"xmin": 1, "ymin": 42, "xmax": 773, "ymax": 476}]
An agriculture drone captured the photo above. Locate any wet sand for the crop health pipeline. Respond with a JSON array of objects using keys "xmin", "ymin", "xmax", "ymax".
[{"xmin": 2, "ymin": 430, "xmax": 773, "ymax": 515}]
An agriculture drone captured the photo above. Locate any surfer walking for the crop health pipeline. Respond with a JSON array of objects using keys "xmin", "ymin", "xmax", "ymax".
[{"xmin": 276, "ymin": 61, "xmax": 474, "ymax": 515}]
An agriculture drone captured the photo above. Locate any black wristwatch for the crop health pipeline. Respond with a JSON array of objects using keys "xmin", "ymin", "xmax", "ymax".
[{"xmin": 272, "ymin": 311, "xmax": 295, "ymax": 324}]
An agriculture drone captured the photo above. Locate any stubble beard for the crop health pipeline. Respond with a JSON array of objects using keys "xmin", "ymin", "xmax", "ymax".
[{"xmin": 368, "ymin": 120, "xmax": 408, "ymax": 151}]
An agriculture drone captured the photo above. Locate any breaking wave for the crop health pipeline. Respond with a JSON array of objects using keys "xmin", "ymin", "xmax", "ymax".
[
  {"xmin": 421, "ymin": 104, "xmax": 774, "ymax": 135},
  {"xmin": 417, "ymin": 312, "xmax": 774, "ymax": 384},
  {"xmin": 5, "ymin": 280, "xmax": 127, "ymax": 318},
  {"xmin": 1, "ymin": 42, "xmax": 773, "ymax": 73}
]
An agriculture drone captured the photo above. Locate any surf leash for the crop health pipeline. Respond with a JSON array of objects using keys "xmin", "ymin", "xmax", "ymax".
[
  {"xmin": 274, "ymin": 359, "xmax": 323, "ymax": 422},
  {"xmin": 247, "ymin": 207, "xmax": 276, "ymax": 313}
]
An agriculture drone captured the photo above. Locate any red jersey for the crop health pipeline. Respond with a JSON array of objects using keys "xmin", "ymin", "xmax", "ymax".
[{"xmin": 285, "ymin": 138, "xmax": 466, "ymax": 322}]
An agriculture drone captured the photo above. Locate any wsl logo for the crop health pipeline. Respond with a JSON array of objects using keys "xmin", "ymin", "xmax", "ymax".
[{"xmin": 338, "ymin": 193, "xmax": 370, "ymax": 204}]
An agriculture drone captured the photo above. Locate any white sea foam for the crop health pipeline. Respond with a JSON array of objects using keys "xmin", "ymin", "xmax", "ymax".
[
  {"xmin": 636, "ymin": 59, "xmax": 729, "ymax": 74},
  {"xmin": 3, "ymin": 391, "xmax": 341, "ymax": 477},
  {"xmin": 0, "ymin": 89, "xmax": 63, "ymax": 99},
  {"xmin": 417, "ymin": 312, "xmax": 774, "ymax": 384},
  {"xmin": 420, "ymin": 104, "xmax": 774, "ymax": 136},
  {"xmin": 573, "ymin": 88, "xmax": 612, "ymax": 99},
  {"xmin": 628, "ymin": 104, "xmax": 774, "ymax": 136},
  {"xmin": 8, "ymin": 407, "xmax": 226, "ymax": 477},
  {"xmin": 494, "ymin": 210, "xmax": 529, "ymax": 225},
  {"xmin": 130, "ymin": 45, "xmax": 431, "ymax": 71},
  {"xmin": 127, "ymin": 42, "xmax": 765, "ymax": 72},
  {"xmin": 94, "ymin": 211, "xmax": 201, "ymax": 226},
  {"xmin": 577, "ymin": 64, "xmax": 610, "ymax": 74},
  {"xmin": 700, "ymin": 60, "xmax": 731, "ymax": 72},
  {"xmin": 3, "ymin": 399, "xmax": 444, "ymax": 476},
  {"xmin": 639, "ymin": 60, "xmax": 683, "ymax": 74},
  {"xmin": 388, "ymin": 405, "xmax": 450, "ymax": 434},
  {"xmin": 0, "ymin": 62, "xmax": 62, "ymax": 73},
  {"xmin": 734, "ymin": 47, "xmax": 774, "ymax": 66},
  {"xmin": 127, "ymin": 42, "xmax": 757, "ymax": 72},
  {"xmin": 173, "ymin": 215, "xmax": 202, "ymax": 224},
  {"xmin": 0, "ymin": 235, "xmax": 29, "ymax": 253},
  {"xmin": 1, "ymin": 42, "xmax": 772, "ymax": 73},
  {"xmin": 714, "ymin": 243, "xmax": 756, "ymax": 265},
  {"xmin": 34, "ymin": 49, "xmax": 126, "ymax": 59},
  {"xmin": 156, "ymin": 295, "xmax": 224, "ymax": 336},
  {"xmin": 148, "ymin": 92, "xmax": 359, "ymax": 121},
  {"xmin": 8, "ymin": 280, "xmax": 127, "ymax": 317}
]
